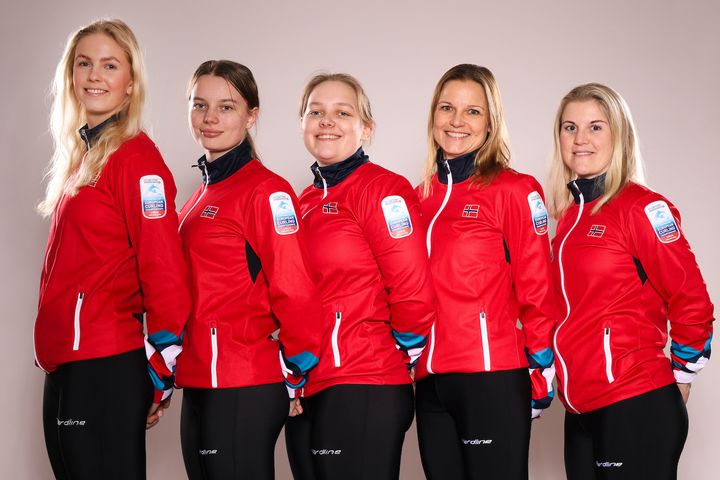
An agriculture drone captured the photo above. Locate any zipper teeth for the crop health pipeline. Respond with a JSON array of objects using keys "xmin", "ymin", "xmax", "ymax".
[
  {"xmin": 479, "ymin": 312, "xmax": 491, "ymax": 371},
  {"xmin": 426, "ymin": 324, "xmax": 436, "ymax": 374},
  {"xmin": 178, "ymin": 169, "xmax": 209, "ymax": 232},
  {"xmin": 331, "ymin": 312, "xmax": 342, "ymax": 367},
  {"xmin": 425, "ymin": 162, "xmax": 451, "ymax": 374},
  {"xmin": 210, "ymin": 327, "xmax": 218, "ymax": 388},
  {"xmin": 426, "ymin": 161, "xmax": 452, "ymax": 256},
  {"xmin": 72, "ymin": 292, "xmax": 84, "ymax": 351},
  {"xmin": 553, "ymin": 185, "xmax": 584, "ymax": 414},
  {"xmin": 603, "ymin": 328, "xmax": 614, "ymax": 383}
]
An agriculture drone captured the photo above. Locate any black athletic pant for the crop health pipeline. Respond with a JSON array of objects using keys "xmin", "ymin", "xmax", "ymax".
[
  {"xmin": 42, "ymin": 348, "xmax": 154, "ymax": 480},
  {"xmin": 415, "ymin": 369, "xmax": 531, "ymax": 480},
  {"xmin": 564, "ymin": 383, "xmax": 688, "ymax": 480},
  {"xmin": 180, "ymin": 382, "xmax": 288, "ymax": 480},
  {"xmin": 285, "ymin": 384, "xmax": 414, "ymax": 480}
]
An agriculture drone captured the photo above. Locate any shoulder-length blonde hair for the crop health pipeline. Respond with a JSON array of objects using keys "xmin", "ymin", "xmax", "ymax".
[
  {"xmin": 38, "ymin": 19, "xmax": 146, "ymax": 217},
  {"xmin": 547, "ymin": 83, "xmax": 645, "ymax": 218},
  {"xmin": 419, "ymin": 64, "xmax": 511, "ymax": 198}
]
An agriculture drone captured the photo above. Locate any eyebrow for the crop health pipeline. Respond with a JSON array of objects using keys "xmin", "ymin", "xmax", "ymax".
[
  {"xmin": 190, "ymin": 96, "xmax": 238, "ymax": 103},
  {"xmin": 438, "ymin": 101, "xmax": 486, "ymax": 111},
  {"xmin": 308, "ymin": 101, "xmax": 356, "ymax": 109},
  {"xmin": 75, "ymin": 54, "xmax": 122, "ymax": 63}
]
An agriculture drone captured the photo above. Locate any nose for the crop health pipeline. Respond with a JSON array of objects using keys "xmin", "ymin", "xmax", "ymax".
[
  {"xmin": 319, "ymin": 113, "xmax": 334, "ymax": 128},
  {"xmin": 574, "ymin": 128, "xmax": 588, "ymax": 144},
  {"xmin": 449, "ymin": 110, "xmax": 464, "ymax": 127},
  {"xmin": 203, "ymin": 109, "xmax": 219, "ymax": 124},
  {"xmin": 88, "ymin": 64, "xmax": 101, "ymax": 82}
]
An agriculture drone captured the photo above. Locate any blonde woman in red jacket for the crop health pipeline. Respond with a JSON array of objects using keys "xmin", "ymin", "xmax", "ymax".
[
  {"xmin": 414, "ymin": 64, "xmax": 559, "ymax": 480},
  {"xmin": 35, "ymin": 19, "xmax": 191, "ymax": 479},
  {"xmin": 548, "ymin": 83, "xmax": 714, "ymax": 479},
  {"xmin": 175, "ymin": 60, "xmax": 324, "ymax": 480}
]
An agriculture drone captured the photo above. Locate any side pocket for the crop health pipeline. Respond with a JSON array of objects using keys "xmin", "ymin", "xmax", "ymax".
[
  {"xmin": 210, "ymin": 324, "xmax": 218, "ymax": 388},
  {"xmin": 479, "ymin": 311, "xmax": 491, "ymax": 371},
  {"xmin": 603, "ymin": 327, "xmax": 614, "ymax": 383},
  {"xmin": 331, "ymin": 312, "xmax": 342, "ymax": 367},
  {"xmin": 72, "ymin": 292, "xmax": 84, "ymax": 351}
]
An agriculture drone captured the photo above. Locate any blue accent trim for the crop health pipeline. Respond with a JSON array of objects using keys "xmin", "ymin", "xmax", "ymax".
[
  {"xmin": 527, "ymin": 348, "xmax": 554, "ymax": 368},
  {"xmin": 284, "ymin": 351, "xmax": 319, "ymax": 375},
  {"xmin": 148, "ymin": 330, "xmax": 182, "ymax": 349},
  {"xmin": 391, "ymin": 329, "xmax": 427, "ymax": 350},
  {"xmin": 147, "ymin": 366, "xmax": 165, "ymax": 390}
]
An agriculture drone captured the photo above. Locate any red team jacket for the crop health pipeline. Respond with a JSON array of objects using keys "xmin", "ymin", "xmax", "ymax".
[
  {"xmin": 35, "ymin": 121, "xmax": 191, "ymax": 402},
  {"xmin": 298, "ymin": 149, "xmax": 436, "ymax": 396},
  {"xmin": 552, "ymin": 176, "xmax": 714, "ymax": 413},
  {"xmin": 175, "ymin": 141, "xmax": 323, "ymax": 390},
  {"xmin": 415, "ymin": 151, "xmax": 559, "ymax": 417}
]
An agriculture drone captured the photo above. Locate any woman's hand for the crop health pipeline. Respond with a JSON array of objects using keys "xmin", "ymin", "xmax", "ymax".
[
  {"xmin": 677, "ymin": 383, "xmax": 691, "ymax": 404},
  {"xmin": 289, "ymin": 398, "xmax": 304, "ymax": 417},
  {"xmin": 146, "ymin": 397, "xmax": 172, "ymax": 429}
]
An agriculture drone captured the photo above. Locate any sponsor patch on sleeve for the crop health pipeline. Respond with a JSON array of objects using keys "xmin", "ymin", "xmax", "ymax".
[
  {"xmin": 527, "ymin": 191, "xmax": 548, "ymax": 235},
  {"xmin": 139, "ymin": 175, "xmax": 167, "ymax": 219},
  {"xmin": 381, "ymin": 195, "xmax": 413, "ymax": 239},
  {"xmin": 269, "ymin": 192, "xmax": 299, "ymax": 235},
  {"xmin": 644, "ymin": 200, "xmax": 680, "ymax": 243}
]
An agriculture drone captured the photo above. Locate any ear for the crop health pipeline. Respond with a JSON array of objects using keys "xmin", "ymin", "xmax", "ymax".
[
  {"xmin": 246, "ymin": 107, "xmax": 259, "ymax": 129},
  {"xmin": 126, "ymin": 81, "xmax": 133, "ymax": 96},
  {"xmin": 360, "ymin": 121, "xmax": 374, "ymax": 142}
]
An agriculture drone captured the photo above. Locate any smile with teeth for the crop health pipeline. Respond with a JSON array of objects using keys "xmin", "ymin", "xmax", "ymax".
[
  {"xmin": 573, "ymin": 151, "xmax": 594, "ymax": 156},
  {"xmin": 317, "ymin": 134, "xmax": 340, "ymax": 140},
  {"xmin": 85, "ymin": 88, "xmax": 108, "ymax": 95},
  {"xmin": 445, "ymin": 131, "xmax": 469, "ymax": 138}
]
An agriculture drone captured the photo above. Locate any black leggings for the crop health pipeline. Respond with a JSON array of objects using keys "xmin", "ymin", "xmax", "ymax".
[
  {"xmin": 42, "ymin": 348, "xmax": 154, "ymax": 480},
  {"xmin": 285, "ymin": 384, "xmax": 414, "ymax": 480},
  {"xmin": 564, "ymin": 383, "xmax": 688, "ymax": 480},
  {"xmin": 180, "ymin": 382, "xmax": 288, "ymax": 480},
  {"xmin": 415, "ymin": 369, "xmax": 531, "ymax": 480}
]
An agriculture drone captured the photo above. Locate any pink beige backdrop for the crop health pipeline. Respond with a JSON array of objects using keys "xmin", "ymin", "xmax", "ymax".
[{"xmin": 1, "ymin": 0, "xmax": 717, "ymax": 478}]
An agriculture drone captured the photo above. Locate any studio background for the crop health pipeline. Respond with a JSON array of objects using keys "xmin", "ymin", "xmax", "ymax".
[{"xmin": 1, "ymin": 1, "xmax": 717, "ymax": 478}]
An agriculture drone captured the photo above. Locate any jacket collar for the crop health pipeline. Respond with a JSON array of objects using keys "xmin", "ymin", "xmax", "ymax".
[
  {"xmin": 436, "ymin": 148, "xmax": 478, "ymax": 184},
  {"xmin": 79, "ymin": 114, "xmax": 118, "ymax": 149},
  {"xmin": 196, "ymin": 139, "xmax": 253, "ymax": 185},
  {"xmin": 311, "ymin": 147, "xmax": 369, "ymax": 188},
  {"xmin": 568, "ymin": 173, "xmax": 606, "ymax": 204}
]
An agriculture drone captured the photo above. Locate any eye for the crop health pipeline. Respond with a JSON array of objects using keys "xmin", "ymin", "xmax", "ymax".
[
  {"xmin": 591, "ymin": 124, "xmax": 603, "ymax": 132},
  {"xmin": 77, "ymin": 60, "xmax": 90, "ymax": 67},
  {"xmin": 467, "ymin": 108, "xmax": 481, "ymax": 116},
  {"xmin": 192, "ymin": 102, "xmax": 206, "ymax": 110},
  {"xmin": 338, "ymin": 111, "xmax": 351, "ymax": 117},
  {"xmin": 104, "ymin": 63, "xmax": 117, "ymax": 70},
  {"xmin": 306, "ymin": 110, "xmax": 321, "ymax": 117},
  {"xmin": 220, "ymin": 105, "xmax": 234, "ymax": 112},
  {"xmin": 439, "ymin": 105, "xmax": 453, "ymax": 112},
  {"xmin": 563, "ymin": 124, "xmax": 577, "ymax": 133}
]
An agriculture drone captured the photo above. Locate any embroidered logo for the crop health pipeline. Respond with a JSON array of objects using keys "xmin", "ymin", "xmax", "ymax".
[
  {"xmin": 587, "ymin": 224, "xmax": 606, "ymax": 237},
  {"xmin": 200, "ymin": 206, "xmax": 219, "ymax": 219},
  {"xmin": 57, "ymin": 418, "xmax": 86, "ymax": 426},
  {"xmin": 139, "ymin": 175, "xmax": 167, "ymax": 219},
  {"xmin": 527, "ymin": 191, "xmax": 548, "ymax": 235},
  {"xmin": 461, "ymin": 438, "xmax": 493, "ymax": 445},
  {"xmin": 322, "ymin": 202, "xmax": 339, "ymax": 214},
  {"xmin": 644, "ymin": 200, "xmax": 680, "ymax": 243},
  {"xmin": 462, "ymin": 204, "xmax": 479, "ymax": 218},
  {"xmin": 269, "ymin": 192, "xmax": 299, "ymax": 235},
  {"xmin": 381, "ymin": 195, "xmax": 413, "ymax": 239}
]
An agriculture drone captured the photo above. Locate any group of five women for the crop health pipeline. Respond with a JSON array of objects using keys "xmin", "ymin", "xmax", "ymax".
[{"xmin": 34, "ymin": 18, "xmax": 713, "ymax": 480}]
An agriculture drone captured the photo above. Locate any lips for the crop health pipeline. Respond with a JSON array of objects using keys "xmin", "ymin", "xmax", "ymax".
[
  {"xmin": 200, "ymin": 130, "xmax": 222, "ymax": 138},
  {"xmin": 317, "ymin": 134, "xmax": 340, "ymax": 140},
  {"xmin": 573, "ymin": 151, "xmax": 594, "ymax": 156},
  {"xmin": 445, "ymin": 131, "xmax": 469, "ymax": 138},
  {"xmin": 84, "ymin": 88, "xmax": 108, "ymax": 95}
]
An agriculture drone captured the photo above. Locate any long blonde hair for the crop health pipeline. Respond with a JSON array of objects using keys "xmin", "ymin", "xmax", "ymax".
[
  {"xmin": 547, "ymin": 83, "xmax": 645, "ymax": 218},
  {"xmin": 38, "ymin": 19, "xmax": 146, "ymax": 217},
  {"xmin": 420, "ymin": 64, "xmax": 511, "ymax": 198}
]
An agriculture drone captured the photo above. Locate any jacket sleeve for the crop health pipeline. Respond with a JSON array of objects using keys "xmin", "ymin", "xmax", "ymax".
[
  {"xmin": 502, "ymin": 176, "xmax": 560, "ymax": 418},
  {"xmin": 356, "ymin": 173, "xmax": 436, "ymax": 367},
  {"xmin": 626, "ymin": 193, "xmax": 714, "ymax": 383},
  {"xmin": 245, "ymin": 179, "xmax": 324, "ymax": 390},
  {"xmin": 114, "ymin": 139, "xmax": 191, "ymax": 403}
]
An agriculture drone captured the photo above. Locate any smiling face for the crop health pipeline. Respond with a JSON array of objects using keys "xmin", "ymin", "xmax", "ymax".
[
  {"xmin": 72, "ymin": 33, "xmax": 133, "ymax": 128},
  {"xmin": 188, "ymin": 74, "xmax": 258, "ymax": 161},
  {"xmin": 559, "ymin": 100, "xmax": 613, "ymax": 179},
  {"xmin": 432, "ymin": 79, "xmax": 490, "ymax": 160},
  {"xmin": 301, "ymin": 80, "xmax": 372, "ymax": 166}
]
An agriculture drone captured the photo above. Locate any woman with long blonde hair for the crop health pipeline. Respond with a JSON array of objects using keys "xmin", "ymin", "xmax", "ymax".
[
  {"xmin": 35, "ymin": 19, "xmax": 190, "ymax": 479},
  {"xmin": 548, "ymin": 83, "xmax": 713, "ymax": 479}
]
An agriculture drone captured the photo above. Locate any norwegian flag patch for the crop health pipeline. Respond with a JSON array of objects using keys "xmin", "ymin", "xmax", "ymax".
[
  {"xmin": 462, "ymin": 204, "xmax": 479, "ymax": 218},
  {"xmin": 200, "ymin": 206, "xmax": 219, "ymax": 219},
  {"xmin": 322, "ymin": 202, "xmax": 339, "ymax": 214},
  {"xmin": 587, "ymin": 225, "xmax": 606, "ymax": 237}
]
